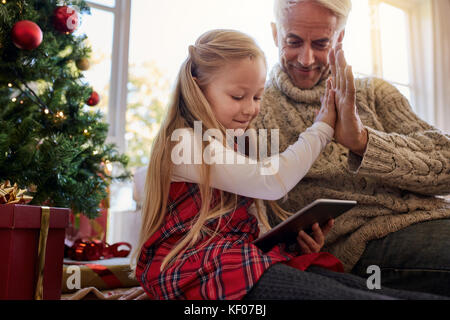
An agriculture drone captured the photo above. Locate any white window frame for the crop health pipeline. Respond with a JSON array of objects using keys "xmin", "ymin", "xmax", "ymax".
[
  {"xmin": 366, "ymin": 0, "xmax": 413, "ymax": 89},
  {"xmin": 85, "ymin": 0, "xmax": 131, "ymax": 154},
  {"xmin": 366, "ymin": 0, "xmax": 433, "ymax": 117},
  {"xmin": 84, "ymin": 1, "xmax": 134, "ymax": 243}
]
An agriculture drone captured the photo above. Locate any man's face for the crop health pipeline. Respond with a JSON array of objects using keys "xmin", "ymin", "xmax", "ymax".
[{"xmin": 273, "ymin": 1, "xmax": 343, "ymax": 89}]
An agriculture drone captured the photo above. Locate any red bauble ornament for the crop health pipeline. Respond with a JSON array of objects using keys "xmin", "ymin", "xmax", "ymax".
[
  {"xmin": 53, "ymin": 6, "xmax": 79, "ymax": 34},
  {"xmin": 87, "ymin": 91, "xmax": 100, "ymax": 106},
  {"xmin": 11, "ymin": 20, "xmax": 43, "ymax": 50}
]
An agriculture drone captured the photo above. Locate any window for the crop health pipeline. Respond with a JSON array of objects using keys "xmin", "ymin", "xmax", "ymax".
[
  {"xmin": 79, "ymin": 0, "xmax": 131, "ymax": 153},
  {"xmin": 75, "ymin": 2, "xmax": 115, "ymax": 119},
  {"xmin": 344, "ymin": 0, "xmax": 419, "ymax": 108},
  {"xmin": 78, "ymin": 1, "xmax": 131, "ymax": 243}
]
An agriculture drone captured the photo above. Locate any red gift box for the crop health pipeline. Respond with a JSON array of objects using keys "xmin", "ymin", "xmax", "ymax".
[
  {"xmin": 66, "ymin": 199, "xmax": 108, "ymax": 243},
  {"xmin": 0, "ymin": 204, "xmax": 69, "ymax": 300}
]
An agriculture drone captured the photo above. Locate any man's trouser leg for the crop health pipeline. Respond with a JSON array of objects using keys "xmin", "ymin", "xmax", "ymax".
[{"xmin": 352, "ymin": 219, "xmax": 450, "ymax": 297}]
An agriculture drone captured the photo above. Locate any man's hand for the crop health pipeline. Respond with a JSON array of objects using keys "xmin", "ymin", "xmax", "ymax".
[
  {"xmin": 329, "ymin": 45, "xmax": 368, "ymax": 156},
  {"xmin": 297, "ymin": 219, "xmax": 334, "ymax": 254}
]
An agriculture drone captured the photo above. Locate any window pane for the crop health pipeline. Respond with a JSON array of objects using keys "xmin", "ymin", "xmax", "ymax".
[
  {"xmin": 87, "ymin": 0, "xmax": 115, "ymax": 8},
  {"xmin": 75, "ymin": 8, "xmax": 114, "ymax": 119},
  {"xmin": 126, "ymin": 62, "xmax": 169, "ymax": 169},
  {"xmin": 129, "ymin": 0, "xmax": 275, "ymax": 84},
  {"xmin": 379, "ymin": 3, "xmax": 410, "ymax": 85},
  {"xmin": 344, "ymin": 0, "xmax": 373, "ymax": 77}
]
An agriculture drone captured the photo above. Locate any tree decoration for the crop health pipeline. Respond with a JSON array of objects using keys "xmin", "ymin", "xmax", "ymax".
[
  {"xmin": 11, "ymin": 20, "xmax": 43, "ymax": 50},
  {"xmin": 87, "ymin": 91, "xmax": 100, "ymax": 106},
  {"xmin": 76, "ymin": 57, "xmax": 90, "ymax": 71},
  {"xmin": 53, "ymin": 5, "xmax": 79, "ymax": 34}
]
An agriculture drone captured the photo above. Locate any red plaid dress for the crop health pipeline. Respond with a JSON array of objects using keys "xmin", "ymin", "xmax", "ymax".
[{"xmin": 136, "ymin": 182, "xmax": 344, "ymax": 300}]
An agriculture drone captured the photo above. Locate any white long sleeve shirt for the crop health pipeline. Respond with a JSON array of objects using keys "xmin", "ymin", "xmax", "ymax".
[{"xmin": 171, "ymin": 121, "xmax": 334, "ymax": 201}]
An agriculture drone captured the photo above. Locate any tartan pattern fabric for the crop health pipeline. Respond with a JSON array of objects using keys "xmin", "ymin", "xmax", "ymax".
[{"xmin": 136, "ymin": 182, "xmax": 344, "ymax": 300}]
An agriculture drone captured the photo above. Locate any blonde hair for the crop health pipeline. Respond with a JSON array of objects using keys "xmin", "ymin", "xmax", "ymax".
[
  {"xmin": 132, "ymin": 29, "xmax": 292, "ymax": 273},
  {"xmin": 274, "ymin": 0, "xmax": 352, "ymax": 31}
]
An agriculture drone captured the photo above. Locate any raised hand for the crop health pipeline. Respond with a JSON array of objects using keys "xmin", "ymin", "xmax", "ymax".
[
  {"xmin": 315, "ymin": 77, "xmax": 337, "ymax": 129},
  {"xmin": 329, "ymin": 45, "xmax": 368, "ymax": 156}
]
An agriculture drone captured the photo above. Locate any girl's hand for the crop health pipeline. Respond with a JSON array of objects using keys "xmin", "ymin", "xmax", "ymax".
[
  {"xmin": 296, "ymin": 219, "xmax": 334, "ymax": 254},
  {"xmin": 315, "ymin": 77, "xmax": 337, "ymax": 129}
]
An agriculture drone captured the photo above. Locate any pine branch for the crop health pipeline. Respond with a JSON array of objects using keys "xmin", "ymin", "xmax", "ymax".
[
  {"xmin": 0, "ymin": 6, "xmax": 7, "ymax": 24},
  {"xmin": 13, "ymin": 73, "xmax": 53, "ymax": 115}
]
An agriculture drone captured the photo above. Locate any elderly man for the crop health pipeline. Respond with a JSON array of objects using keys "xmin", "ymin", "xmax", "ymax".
[{"xmin": 254, "ymin": 0, "xmax": 450, "ymax": 296}]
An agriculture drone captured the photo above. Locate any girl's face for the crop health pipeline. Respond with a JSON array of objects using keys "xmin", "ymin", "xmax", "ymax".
[{"xmin": 202, "ymin": 57, "xmax": 267, "ymax": 131}]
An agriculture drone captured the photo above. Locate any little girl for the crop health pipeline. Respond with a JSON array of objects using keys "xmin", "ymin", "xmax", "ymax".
[{"xmin": 133, "ymin": 29, "xmax": 442, "ymax": 300}]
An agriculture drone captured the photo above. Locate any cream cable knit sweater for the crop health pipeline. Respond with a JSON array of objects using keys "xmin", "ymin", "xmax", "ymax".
[{"xmin": 254, "ymin": 64, "xmax": 450, "ymax": 272}]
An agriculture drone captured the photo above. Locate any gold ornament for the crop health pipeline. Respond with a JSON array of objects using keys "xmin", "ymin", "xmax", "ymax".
[{"xmin": 76, "ymin": 58, "xmax": 90, "ymax": 71}]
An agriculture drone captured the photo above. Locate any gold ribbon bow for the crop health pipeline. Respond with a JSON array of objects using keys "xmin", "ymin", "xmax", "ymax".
[{"xmin": 0, "ymin": 181, "xmax": 33, "ymax": 204}]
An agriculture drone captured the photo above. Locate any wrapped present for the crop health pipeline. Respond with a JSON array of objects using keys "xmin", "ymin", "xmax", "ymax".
[
  {"xmin": 0, "ymin": 204, "xmax": 70, "ymax": 300},
  {"xmin": 65, "ymin": 239, "xmax": 132, "ymax": 261},
  {"xmin": 66, "ymin": 207, "xmax": 108, "ymax": 243},
  {"xmin": 62, "ymin": 258, "xmax": 139, "ymax": 293},
  {"xmin": 66, "ymin": 191, "xmax": 109, "ymax": 243},
  {"xmin": 0, "ymin": 180, "xmax": 69, "ymax": 300}
]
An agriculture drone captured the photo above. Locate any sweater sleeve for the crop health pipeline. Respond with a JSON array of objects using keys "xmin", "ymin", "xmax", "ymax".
[
  {"xmin": 348, "ymin": 79, "xmax": 450, "ymax": 196},
  {"xmin": 172, "ymin": 122, "xmax": 334, "ymax": 200}
]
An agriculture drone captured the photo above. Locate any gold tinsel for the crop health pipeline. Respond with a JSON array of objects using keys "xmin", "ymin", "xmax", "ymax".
[{"xmin": 0, "ymin": 181, "xmax": 33, "ymax": 204}]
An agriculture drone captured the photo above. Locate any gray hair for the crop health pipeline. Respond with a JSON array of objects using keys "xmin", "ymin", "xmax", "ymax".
[{"xmin": 273, "ymin": 0, "xmax": 352, "ymax": 31}]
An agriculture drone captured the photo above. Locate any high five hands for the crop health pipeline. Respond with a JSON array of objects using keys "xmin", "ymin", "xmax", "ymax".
[{"xmin": 317, "ymin": 43, "xmax": 369, "ymax": 156}]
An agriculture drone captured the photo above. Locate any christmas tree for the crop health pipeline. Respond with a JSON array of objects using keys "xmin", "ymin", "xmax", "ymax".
[{"xmin": 0, "ymin": 0, "xmax": 131, "ymax": 218}]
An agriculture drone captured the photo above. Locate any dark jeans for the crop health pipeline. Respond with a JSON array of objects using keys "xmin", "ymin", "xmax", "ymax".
[
  {"xmin": 244, "ymin": 263, "xmax": 445, "ymax": 300},
  {"xmin": 352, "ymin": 219, "xmax": 450, "ymax": 297}
]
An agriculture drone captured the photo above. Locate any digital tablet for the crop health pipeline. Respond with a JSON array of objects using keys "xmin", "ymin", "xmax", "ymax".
[{"xmin": 253, "ymin": 199, "xmax": 357, "ymax": 252}]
